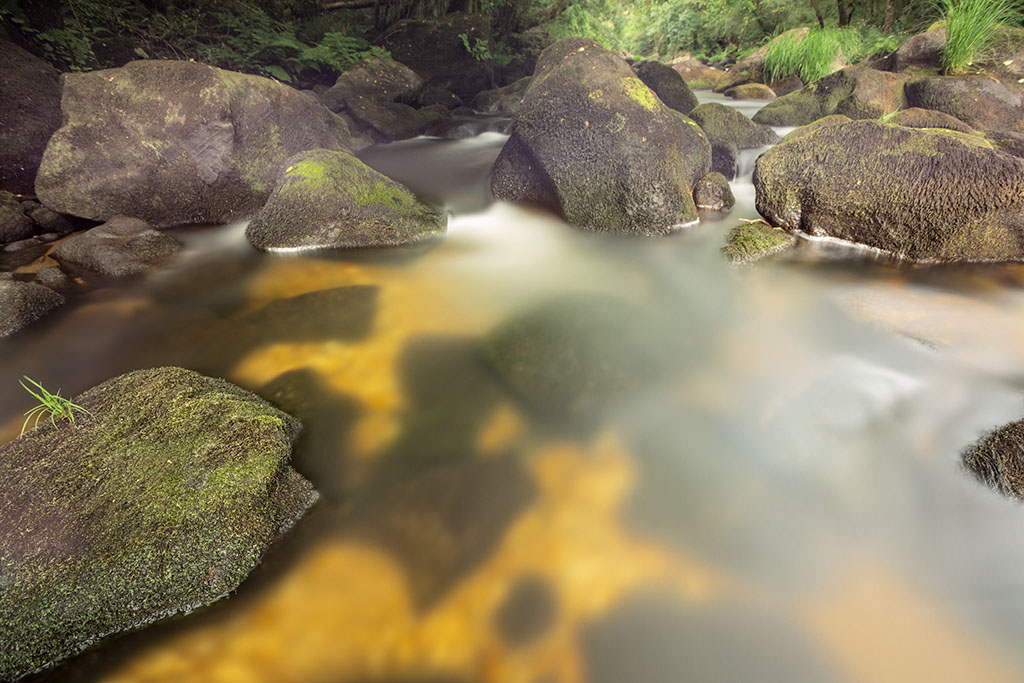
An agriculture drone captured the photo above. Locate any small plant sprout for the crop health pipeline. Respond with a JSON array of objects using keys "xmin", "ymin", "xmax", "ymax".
[{"xmin": 19, "ymin": 376, "xmax": 91, "ymax": 436}]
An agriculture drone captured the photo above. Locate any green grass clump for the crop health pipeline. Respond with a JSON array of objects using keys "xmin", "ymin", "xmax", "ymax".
[
  {"xmin": 764, "ymin": 27, "xmax": 863, "ymax": 84},
  {"xmin": 940, "ymin": 0, "xmax": 1022, "ymax": 73},
  {"xmin": 20, "ymin": 376, "xmax": 90, "ymax": 436}
]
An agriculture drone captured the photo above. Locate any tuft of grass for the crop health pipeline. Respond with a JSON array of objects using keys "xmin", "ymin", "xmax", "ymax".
[
  {"xmin": 940, "ymin": 0, "xmax": 1022, "ymax": 73},
  {"xmin": 20, "ymin": 376, "xmax": 91, "ymax": 436},
  {"xmin": 764, "ymin": 27, "xmax": 863, "ymax": 84}
]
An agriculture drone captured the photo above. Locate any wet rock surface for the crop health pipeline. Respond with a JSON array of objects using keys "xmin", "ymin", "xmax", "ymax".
[
  {"xmin": 51, "ymin": 215, "xmax": 182, "ymax": 278},
  {"xmin": 0, "ymin": 279, "xmax": 65, "ymax": 338}
]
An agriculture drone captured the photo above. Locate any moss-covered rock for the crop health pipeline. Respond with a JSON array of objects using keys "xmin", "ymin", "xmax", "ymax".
[
  {"xmin": 753, "ymin": 119, "xmax": 1024, "ymax": 261},
  {"xmin": 780, "ymin": 114, "xmax": 853, "ymax": 142},
  {"xmin": 962, "ymin": 419, "xmax": 1024, "ymax": 500},
  {"xmin": 725, "ymin": 83, "xmax": 776, "ymax": 100},
  {"xmin": 753, "ymin": 66, "xmax": 908, "ymax": 127},
  {"xmin": 491, "ymin": 38, "xmax": 711, "ymax": 236},
  {"xmin": 904, "ymin": 75, "xmax": 1024, "ymax": 134},
  {"xmin": 482, "ymin": 294, "xmax": 676, "ymax": 418},
  {"xmin": 722, "ymin": 222, "xmax": 796, "ymax": 264},
  {"xmin": 713, "ymin": 27, "xmax": 812, "ymax": 93},
  {"xmin": 690, "ymin": 102, "xmax": 779, "ymax": 148},
  {"xmin": 632, "ymin": 60, "xmax": 698, "ymax": 115},
  {"xmin": 670, "ymin": 59, "xmax": 724, "ymax": 89},
  {"xmin": 51, "ymin": 215, "xmax": 182, "ymax": 278},
  {"xmin": 885, "ymin": 107, "xmax": 975, "ymax": 133},
  {"xmin": 35, "ymin": 60, "xmax": 352, "ymax": 229},
  {"xmin": 246, "ymin": 148, "xmax": 445, "ymax": 251},
  {"xmin": 0, "ymin": 368, "xmax": 316, "ymax": 681},
  {"xmin": 0, "ymin": 280, "xmax": 64, "ymax": 337},
  {"xmin": 0, "ymin": 39, "xmax": 62, "ymax": 195},
  {"xmin": 694, "ymin": 172, "xmax": 735, "ymax": 212}
]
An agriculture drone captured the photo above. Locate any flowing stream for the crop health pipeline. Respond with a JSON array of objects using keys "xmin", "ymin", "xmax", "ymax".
[{"xmin": 10, "ymin": 94, "xmax": 1024, "ymax": 683}]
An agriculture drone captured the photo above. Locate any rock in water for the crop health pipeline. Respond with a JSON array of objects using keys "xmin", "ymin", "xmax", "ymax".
[
  {"xmin": 690, "ymin": 102, "xmax": 778, "ymax": 148},
  {"xmin": 754, "ymin": 119, "xmax": 1024, "ymax": 261},
  {"xmin": 51, "ymin": 215, "xmax": 182, "ymax": 278},
  {"xmin": 35, "ymin": 60, "xmax": 352, "ymax": 228},
  {"xmin": 752, "ymin": 66, "xmax": 908, "ymax": 127},
  {"xmin": 0, "ymin": 367, "xmax": 317, "ymax": 681},
  {"xmin": 491, "ymin": 38, "xmax": 710, "ymax": 236},
  {"xmin": 246, "ymin": 148, "xmax": 446, "ymax": 251},
  {"xmin": 0, "ymin": 280, "xmax": 64, "ymax": 338},
  {"xmin": 0, "ymin": 39, "xmax": 62, "ymax": 194},
  {"xmin": 963, "ymin": 419, "xmax": 1024, "ymax": 500},
  {"xmin": 632, "ymin": 60, "xmax": 698, "ymax": 115}
]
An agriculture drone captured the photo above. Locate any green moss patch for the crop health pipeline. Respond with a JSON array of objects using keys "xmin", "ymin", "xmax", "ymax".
[{"xmin": 722, "ymin": 223, "xmax": 796, "ymax": 264}]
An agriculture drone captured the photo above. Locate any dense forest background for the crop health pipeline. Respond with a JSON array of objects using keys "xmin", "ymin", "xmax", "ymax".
[{"xmin": 0, "ymin": 0, "xmax": 951, "ymax": 83}]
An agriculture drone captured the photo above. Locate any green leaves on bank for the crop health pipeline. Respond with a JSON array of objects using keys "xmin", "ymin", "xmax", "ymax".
[{"xmin": 940, "ymin": 0, "xmax": 1023, "ymax": 73}]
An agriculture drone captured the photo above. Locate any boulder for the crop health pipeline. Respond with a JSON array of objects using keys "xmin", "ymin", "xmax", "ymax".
[
  {"xmin": 711, "ymin": 141, "xmax": 738, "ymax": 180},
  {"xmin": 398, "ymin": 84, "xmax": 462, "ymax": 110},
  {"xmin": 632, "ymin": 60, "xmax": 698, "ymax": 115},
  {"xmin": 904, "ymin": 75, "xmax": 1024, "ymax": 134},
  {"xmin": 0, "ymin": 280, "xmax": 64, "ymax": 338},
  {"xmin": 722, "ymin": 222, "xmax": 796, "ymax": 264},
  {"xmin": 471, "ymin": 77, "xmax": 531, "ymax": 114},
  {"xmin": 725, "ymin": 83, "xmax": 776, "ymax": 100},
  {"xmin": 693, "ymin": 172, "xmax": 735, "ymax": 212},
  {"xmin": 752, "ymin": 66, "xmax": 908, "ymax": 127},
  {"xmin": 962, "ymin": 418, "xmax": 1024, "ymax": 500},
  {"xmin": 892, "ymin": 29, "xmax": 945, "ymax": 72},
  {"xmin": 26, "ymin": 205, "xmax": 74, "ymax": 235},
  {"xmin": 375, "ymin": 12, "xmax": 493, "ymax": 100},
  {"xmin": 671, "ymin": 58, "xmax": 724, "ymax": 89},
  {"xmin": 780, "ymin": 114, "xmax": 852, "ymax": 142},
  {"xmin": 51, "ymin": 215, "xmax": 182, "ymax": 278},
  {"xmin": 491, "ymin": 38, "xmax": 711, "ymax": 236},
  {"xmin": 714, "ymin": 27, "xmax": 811, "ymax": 93},
  {"xmin": 985, "ymin": 129, "xmax": 1024, "ymax": 158},
  {"xmin": 320, "ymin": 56, "xmax": 423, "ymax": 111},
  {"xmin": 0, "ymin": 191, "xmax": 34, "ymax": 243},
  {"xmin": 690, "ymin": 102, "xmax": 779, "ymax": 148},
  {"xmin": 335, "ymin": 98, "xmax": 444, "ymax": 144},
  {"xmin": 246, "ymin": 148, "xmax": 446, "ymax": 251},
  {"xmin": 35, "ymin": 60, "xmax": 352, "ymax": 229},
  {"xmin": 753, "ymin": 120, "xmax": 1024, "ymax": 261},
  {"xmin": 0, "ymin": 39, "xmax": 62, "ymax": 194},
  {"xmin": 0, "ymin": 367, "xmax": 317, "ymax": 681},
  {"xmin": 886, "ymin": 107, "xmax": 975, "ymax": 133}
]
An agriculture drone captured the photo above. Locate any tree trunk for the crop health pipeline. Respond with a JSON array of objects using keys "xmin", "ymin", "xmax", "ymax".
[
  {"xmin": 808, "ymin": 0, "xmax": 825, "ymax": 28},
  {"xmin": 836, "ymin": 0, "xmax": 854, "ymax": 26},
  {"xmin": 884, "ymin": 0, "xmax": 895, "ymax": 34}
]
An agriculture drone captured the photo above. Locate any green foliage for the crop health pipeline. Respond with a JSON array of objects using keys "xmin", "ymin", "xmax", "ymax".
[
  {"xmin": 940, "ymin": 0, "xmax": 1023, "ymax": 73},
  {"xmin": 547, "ymin": 0, "xmax": 627, "ymax": 50},
  {"xmin": 19, "ymin": 376, "xmax": 91, "ymax": 436},
  {"xmin": 459, "ymin": 32, "xmax": 492, "ymax": 61},
  {"xmin": 764, "ymin": 27, "xmax": 863, "ymax": 83}
]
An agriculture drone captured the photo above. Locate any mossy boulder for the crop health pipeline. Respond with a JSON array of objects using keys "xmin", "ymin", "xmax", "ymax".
[
  {"xmin": 35, "ymin": 60, "xmax": 352, "ymax": 229},
  {"xmin": 690, "ymin": 102, "xmax": 779, "ymax": 148},
  {"xmin": 725, "ymin": 83, "xmax": 776, "ymax": 100},
  {"xmin": 471, "ymin": 76, "xmax": 531, "ymax": 114},
  {"xmin": 491, "ymin": 38, "xmax": 711, "ymax": 236},
  {"xmin": 0, "ymin": 39, "xmax": 62, "ymax": 195},
  {"xmin": 51, "ymin": 215, "xmax": 182, "ymax": 278},
  {"xmin": 904, "ymin": 76, "xmax": 1024, "ymax": 134},
  {"xmin": 962, "ymin": 419, "xmax": 1024, "ymax": 500},
  {"xmin": 0, "ymin": 367, "xmax": 316, "ymax": 681},
  {"xmin": 694, "ymin": 172, "xmax": 734, "ymax": 212},
  {"xmin": 713, "ymin": 27, "xmax": 811, "ymax": 93},
  {"xmin": 885, "ymin": 107, "xmax": 975, "ymax": 133},
  {"xmin": 246, "ymin": 148, "xmax": 445, "ymax": 251},
  {"xmin": 632, "ymin": 60, "xmax": 698, "ymax": 115},
  {"xmin": 752, "ymin": 66, "xmax": 908, "ymax": 127},
  {"xmin": 671, "ymin": 58, "xmax": 724, "ymax": 89},
  {"xmin": 0, "ymin": 191, "xmax": 34, "ymax": 243},
  {"xmin": 780, "ymin": 114, "xmax": 852, "ymax": 142},
  {"xmin": 0, "ymin": 280, "xmax": 64, "ymax": 338},
  {"xmin": 753, "ymin": 119, "xmax": 1024, "ymax": 261},
  {"xmin": 722, "ymin": 222, "xmax": 796, "ymax": 264},
  {"xmin": 482, "ymin": 294, "xmax": 676, "ymax": 418},
  {"xmin": 321, "ymin": 56, "xmax": 423, "ymax": 111}
]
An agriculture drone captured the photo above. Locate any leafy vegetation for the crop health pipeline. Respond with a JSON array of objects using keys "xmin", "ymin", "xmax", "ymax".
[
  {"xmin": 940, "ymin": 0, "xmax": 1022, "ymax": 73},
  {"xmin": 19, "ymin": 376, "xmax": 91, "ymax": 436},
  {"xmin": 763, "ymin": 26, "xmax": 862, "ymax": 82}
]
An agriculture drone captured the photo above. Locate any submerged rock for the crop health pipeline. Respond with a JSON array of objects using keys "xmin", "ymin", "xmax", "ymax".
[
  {"xmin": 632, "ymin": 60, "xmax": 698, "ymax": 115},
  {"xmin": 246, "ymin": 148, "xmax": 446, "ymax": 251},
  {"xmin": 690, "ymin": 102, "xmax": 778, "ymax": 148},
  {"xmin": 0, "ymin": 367, "xmax": 316, "ymax": 681},
  {"xmin": 36, "ymin": 60, "xmax": 352, "ymax": 228},
  {"xmin": 754, "ymin": 119, "xmax": 1024, "ymax": 261},
  {"xmin": 492, "ymin": 38, "xmax": 710, "ymax": 236},
  {"xmin": 963, "ymin": 419, "xmax": 1024, "ymax": 500},
  {"xmin": 0, "ymin": 279, "xmax": 64, "ymax": 337},
  {"xmin": 51, "ymin": 215, "xmax": 182, "ymax": 278},
  {"xmin": 722, "ymin": 222, "xmax": 796, "ymax": 264},
  {"xmin": 0, "ymin": 39, "xmax": 62, "ymax": 194},
  {"xmin": 752, "ymin": 66, "xmax": 908, "ymax": 127}
]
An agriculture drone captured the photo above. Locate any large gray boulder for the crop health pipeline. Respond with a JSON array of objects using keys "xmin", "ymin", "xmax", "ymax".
[
  {"xmin": 752, "ymin": 66, "xmax": 908, "ymax": 127},
  {"xmin": 0, "ymin": 279, "xmax": 64, "ymax": 338},
  {"xmin": 632, "ymin": 60, "xmax": 698, "ymax": 115},
  {"xmin": 904, "ymin": 75, "xmax": 1024, "ymax": 134},
  {"xmin": 246, "ymin": 148, "xmax": 446, "ymax": 251},
  {"xmin": 35, "ymin": 60, "xmax": 352, "ymax": 229},
  {"xmin": 0, "ymin": 367, "xmax": 316, "ymax": 681},
  {"xmin": 690, "ymin": 102, "xmax": 778, "ymax": 148},
  {"xmin": 0, "ymin": 39, "xmax": 62, "ymax": 194},
  {"xmin": 491, "ymin": 38, "xmax": 711, "ymax": 236},
  {"xmin": 321, "ymin": 56, "xmax": 423, "ymax": 111},
  {"xmin": 754, "ymin": 119, "xmax": 1024, "ymax": 261},
  {"xmin": 51, "ymin": 215, "xmax": 182, "ymax": 278}
]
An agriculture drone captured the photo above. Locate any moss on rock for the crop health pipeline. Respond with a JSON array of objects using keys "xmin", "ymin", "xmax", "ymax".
[
  {"xmin": 246, "ymin": 148, "xmax": 446, "ymax": 251},
  {"xmin": 752, "ymin": 66, "xmax": 907, "ymax": 127},
  {"xmin": 690, "ymin": 102, "xmax": 779, "ymax": 148},
  {"xmin": 694, "ymin": 172, "xmax": 735, "ymax": 212},
  {"xmin": 885, "ymin": 107, "xmax": 975, "ymax": 134},
  {"xmin": 0, "ymin": 367, "xmax": 316, "ymax": 681},
  {"xmin": 722, "ymin": 222, "xmax": 796, "ymax": 264},
  {"xmin": 632, "ymin": 60, "xmax": 698, "ymax": 115}
]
